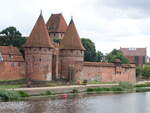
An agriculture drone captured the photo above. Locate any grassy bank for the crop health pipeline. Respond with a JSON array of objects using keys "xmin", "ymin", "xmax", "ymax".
[
  {"xmin": 1, "ymin": 81, "xmax": 150, "ymax": 102},
  {"xmin": 0, "ymin": 82, "xmax": 134, "ymax": 101}
]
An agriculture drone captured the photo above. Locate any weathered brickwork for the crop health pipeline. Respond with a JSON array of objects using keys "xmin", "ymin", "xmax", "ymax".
[
  {"xmin": 59, "ymin": 49, "xmax": 84, "ymax": 80},
  {"xmin": 75, "ymin": 62, "xmax": 136, "ymax": 83},
  {"xmin": 25, "ymin": 48, "xmax": 53, "ymax": 81},
  {"xmin": 0, "ymin": 46, "xmax": 25, "ymax": 80},
  {"xmin": 0, "ymin": 62, "xmax": 25, "ymax": 80}
]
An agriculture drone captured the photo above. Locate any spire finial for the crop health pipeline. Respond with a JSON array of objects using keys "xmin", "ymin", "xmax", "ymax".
[
  {"xmin": 40, "ymin": 9, "xmax": 42, "ymax": 16},
  {"xmin": 71, "ymin": 16, "xmax": 73, "ymax": 20}
]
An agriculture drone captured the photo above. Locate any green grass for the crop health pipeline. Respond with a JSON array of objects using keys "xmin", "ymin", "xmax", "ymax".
[
  {"xmin": 136, "ymin": 88, "xmax": 150, "ymax": 92},
  {"xmin": 0, "ymin": 84, "xmax": 21, "ymax": 89},
  {"xmin": 86, "ymin": 86, "xmax": 125, "ymax": 93},
  {"xmin": 136, "ymin": 84, "xmax": 150, "ymax": 88},
  {"xmin": 0, "ymin": 79, "xmax": 28, "ymax": 84},
  {"xmin": 87, "ymin": 80, "xmax": 116, "ymax": 84},
  {"xmin": 119, "ymin": 82, "xmax": 134, "ymax": 89}
]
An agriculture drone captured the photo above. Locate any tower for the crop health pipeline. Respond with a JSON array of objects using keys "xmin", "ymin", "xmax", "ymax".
[
  {"xmin": 46, "ymin": 13, "xmax": 67, "ymax": 42},
  {"xmin": 24, "ymin": 13, "xmax": 54, "ymax": 81},
  {"xmin": 59, "ymin": 19, "xmax": 85, "ymax": 81}
]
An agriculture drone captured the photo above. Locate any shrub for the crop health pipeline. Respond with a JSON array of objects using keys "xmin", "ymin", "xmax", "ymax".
[
  {"xmin": 119, "ymin": 82, "xmax": 133, "ymax": 89},
  {"xmin": 0, "ymin": 90, "xmax": 20, "ymax": 101},
  {"xmin": 83, "ymin": 80, "xmax": 87, "ymax": 85},
  {"xmin": 136, "ymin": 84, "xmax": 150, "ymax": 88},
  {"xmin": 136, "ymin": 66, "xmax": 143, "ymax": 77},
  {"xmin": 142, "ymin": 65, "xmax": 150, "ymax": 79},
  {"xmin": 111, "ymin": 86, "xmax": 124, "ymax": 91},
  {"xmin": 95, "ymin": 88, "xmax": 110, "ymax": 92},
  {"xmin": 87, "ymin": 88, "xmax": 94, "ymax": 92},
  {"xmin": 86, "ymin": 87, "xmax": 110, "ymax": 92},
  {"xmin": 45, "ymin": 90, "xmax": 52, "ymax": 95},
  {"xmin": 136, "ymin": 88, "xmax": 150, "ymax": 92},
  {"xmin": 45, "ymin": 90, "xmax": 54, "ymax": 95},
  {"xmin": 18, "ymin": 91, "xmax": 29, "ymax": 97},
  {"xmin": 71, "ymin": 89, "xmax": 79, "ymax": 93}
]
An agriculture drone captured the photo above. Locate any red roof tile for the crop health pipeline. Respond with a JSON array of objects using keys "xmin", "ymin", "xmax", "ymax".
[
  {"xmin": 24, "ymin": 14, "xmax": 54, "ymax": 48},
  {"xmin": 59, "ymin": 19, "xmax": 85, "ymax": 50},
  {"xmin": 0, "ymin": 46, "xmax": 21, "ymax": 55},
  {"xmin": 0, "ymin": 46, "xmax": 24, "ymax": 62},
  {"xmin": 46, "ymin": 13, "xmax": 67, "ymax": 33}
]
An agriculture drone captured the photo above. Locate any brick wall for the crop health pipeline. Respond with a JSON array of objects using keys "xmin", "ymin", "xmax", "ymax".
[
  {"xmin": 0, "ymin": 61, "xmax": 25, "ymax": 80},
  {"xmin": 75, "ymin": 62, "xmax": 136, "ymax": 83}
]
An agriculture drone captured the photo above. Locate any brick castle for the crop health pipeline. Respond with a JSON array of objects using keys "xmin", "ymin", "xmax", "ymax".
[{"xmin": 0, "ymin": 13, "xmax": 136, "ymax": 83}]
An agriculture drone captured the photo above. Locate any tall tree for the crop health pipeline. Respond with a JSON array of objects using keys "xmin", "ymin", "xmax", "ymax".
[
  {"xmin": 0, "ymin": 27, "xmax": 21, "ymax": 46},
  {"xmin": 96, "ymin": 51, "xmax": 104, "ymax": 62},
  {"xmin": 81, "ymin": 38, "xmax": 97, "ymax": 62},
  {"xmin": 106, "ymin": 49, "xmax": 129, "ymax": 64},
  {"xmin": 0, "ymin": 26, "xmax": 27, "ymax": 56}
]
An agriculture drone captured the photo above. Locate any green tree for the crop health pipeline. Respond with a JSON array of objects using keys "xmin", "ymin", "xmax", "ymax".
[
  {"xmin": 96, "ymin": 51, "xmax": 104, "ymax": 62},
  {"xmin": 136, "ymin": 66, "xmax": 143, "ymax": 77},
  {"xmin": 0, "ymin": 26, "xmax": 27, "ymax": 56},
  {"xmin": 142, "ymin": 65, "xmax": 150, "ymax": 79},
  {"xmin": 53, "ymin": 38, "xmax": 61, "ymax": 43},
  {"xmin": 81, "ymin": 38, "xmax": 97, "ymax": 62},
  {"xmin": 106, "ymin": 49, "xmax": 129, "ymax": 64}
]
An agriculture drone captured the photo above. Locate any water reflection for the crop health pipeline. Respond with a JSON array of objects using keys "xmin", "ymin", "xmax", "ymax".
[{"xmin": 0, "ymin": 93, "xmax": 150, "ymax": 113}]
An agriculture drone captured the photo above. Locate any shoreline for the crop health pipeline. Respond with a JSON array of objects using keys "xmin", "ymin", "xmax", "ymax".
[{"xmin": 1, "ymin": 82, "xmax": 150, "ymax": 102}]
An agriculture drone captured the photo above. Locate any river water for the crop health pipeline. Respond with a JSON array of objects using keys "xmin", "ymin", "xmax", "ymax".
[{"xmin": 0, "ymin": 92, "xmax": 150, "ymax": 113}]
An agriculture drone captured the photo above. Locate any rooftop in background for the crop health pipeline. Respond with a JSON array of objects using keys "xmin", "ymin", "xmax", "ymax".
[
  {"xmin": 120, "ymin": 48, "xmax": 147, "ymax": 56},
  {"xmin": 46, "ymin": 13, "xmax": 68, "ymax": 33}
]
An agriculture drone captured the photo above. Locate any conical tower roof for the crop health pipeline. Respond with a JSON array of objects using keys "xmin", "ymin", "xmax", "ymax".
[
  {"xmin": 60, "ymin": 19, "xmax": 85, "ymax": 50},
  {"xmin": 24, "ymin": 13, "xmax": 54, "ymax": 48},
  {"xmin": 46, "ymin": 13, "xmax": 67, "ymax": 33}
]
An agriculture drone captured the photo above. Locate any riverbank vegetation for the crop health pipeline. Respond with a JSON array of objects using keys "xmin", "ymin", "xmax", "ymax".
[
  {"xmin": 136, "ymin": 64, "xmax": 150, "ymax": 79},
  {"xmin": 1, "ymin": 82, "xmax": 150, "ymax": 102},
  {"xmin": 86, "ymin": 82, "xmax": 134, "ymax": 93}
]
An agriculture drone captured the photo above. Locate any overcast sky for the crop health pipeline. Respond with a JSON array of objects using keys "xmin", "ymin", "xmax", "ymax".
[{"xmin": 0, "ymin": 0, "xmax": 150, "ymax": 55}]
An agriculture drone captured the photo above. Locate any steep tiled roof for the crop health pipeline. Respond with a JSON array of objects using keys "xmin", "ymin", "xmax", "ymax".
[
  {"xmin": 0, "ymin": 46, "xmax": 24, "ymax": 62},
  {"xmin": 46, "ymin": 13, "xmax": 67, "ymax": 33},
  {"xmin": 24, "ymin": 14, "xmax": 54, "ymax": 48},
  {"xmin": 120, "ymin": 48, "xmax": 147, "ymax": 56},
  {"xmin": 59, "ymin": 19, "xmax": 85, "ymax": 50}
]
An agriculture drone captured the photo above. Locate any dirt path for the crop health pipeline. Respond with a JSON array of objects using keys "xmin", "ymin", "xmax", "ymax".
[{"xmin": 9, "ymin": 84, "xmax": 118, "ymax": 95}]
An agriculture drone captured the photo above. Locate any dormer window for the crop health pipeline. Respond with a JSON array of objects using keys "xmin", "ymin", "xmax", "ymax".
[{"xmin": 48, "ymin": 26, "xmax": 55, "ymax": 30}]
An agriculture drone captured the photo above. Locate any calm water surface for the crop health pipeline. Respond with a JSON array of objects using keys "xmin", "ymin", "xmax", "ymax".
[{"xmin": 0, "ymin": 92, "xmax": 150, "ymax": 113}]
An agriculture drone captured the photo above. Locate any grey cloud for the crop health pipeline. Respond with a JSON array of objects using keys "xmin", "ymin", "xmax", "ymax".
[
  {"xmin": 94, "ymin": 0, "xmax": 150, "ymax": 19},
  {"xmin": 101, "ymin": 0, "xmax": 150, "ymax": 11}
]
